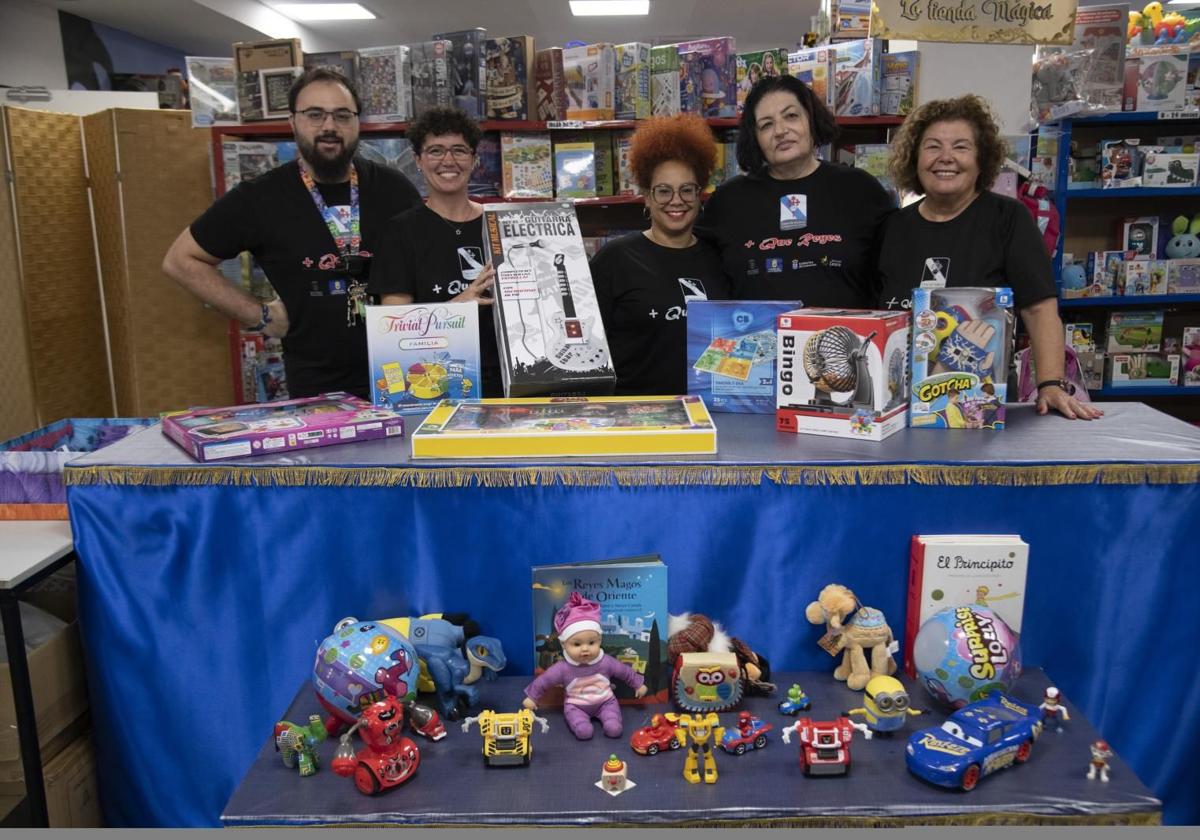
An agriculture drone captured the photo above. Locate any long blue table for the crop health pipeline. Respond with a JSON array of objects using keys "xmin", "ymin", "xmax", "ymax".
[{"xmin": 64, "ymin": 402, "xmax": 1200, "ymax": 826}]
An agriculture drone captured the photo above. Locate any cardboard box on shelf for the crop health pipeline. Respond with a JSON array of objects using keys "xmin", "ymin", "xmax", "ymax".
[
  {"xmin": 42, "ymin": 732, "xmax": 102, "ymax": 827},
  {"xmin": 0, "ymin": 713, "xmax": 89, "ymax": 794}
]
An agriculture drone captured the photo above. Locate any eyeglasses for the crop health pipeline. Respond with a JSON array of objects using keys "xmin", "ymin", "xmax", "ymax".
[
  {"xmin": 651, "ymin": 183, "xmax": 702, "ymax": 205},
  {"xmin": 294, "ymin": 107, "xmax": 359, "ymax": 125},
  {"xmin": 421, "ymin": 145, "xmax": 475, "ymax": 161}
]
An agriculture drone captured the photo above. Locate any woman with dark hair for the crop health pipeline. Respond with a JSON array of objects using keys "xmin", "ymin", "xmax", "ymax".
[
  {"xmin": 697, "ymin": 74, "xmax": 893, "ymax": 305},
  {"xmin": 878, "ymin": 94, "xmax": 1100, "ymax": 420},
  {"xmin": 370, "ymin": 105, "xmax": 501, "ymax": 395},
  {"xmin": 589, "ymin": 113, "xmax": 729, "ymax": 394}
]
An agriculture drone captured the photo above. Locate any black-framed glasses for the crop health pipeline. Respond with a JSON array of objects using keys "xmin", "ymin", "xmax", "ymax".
[
  {"xmin": 422, "ymin": 145, "xmax": 475, "ymax": 161},
  {"xmin": 294, "ymin": 107, "xmax": 358, "ymax": 125},
  {"xmin": 651, "ymin": 183, "xmax": 702, "ymax": 205}
]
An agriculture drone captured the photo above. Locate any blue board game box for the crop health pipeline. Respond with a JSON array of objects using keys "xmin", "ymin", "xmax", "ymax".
[
  {"xmin": 366, "ymin": 303, "xmax": 481, "ymax": 413},
  {"xmin": 687, "ymin": 301, "xmax": 802, "ymax": 413}
]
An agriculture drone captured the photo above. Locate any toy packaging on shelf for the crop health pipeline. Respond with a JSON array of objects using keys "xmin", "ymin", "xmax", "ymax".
[
  {"xmin": 905, "ymin": 534, "xmax": 1029, "ymax": 679},
  {"xmin": 553, "ymin": 141, "xmax": 597, "ymax": 198},
  {"xmin": 736, "ymin": 49, "xmax": 787, "ymax": 114},
  {"xmin": 1122, "ymin": 216, "xmax": 1159, "ymax": 257},
  {"xmin": 1100, "ymin": 138, "xmax": 1142, "ymax": 188},
  {"xmin": 408, "ymin": 40, "xmax": 453, "ymax": 117},
  {"xmin": 1055, "ymin": 4, "xmax": 1129, "ymax": 113},
  {"xmin": 410, "ymin": 396, "xmax": 717, "ymax": 458},
  {"xmin": 184, "ymin": 56, "xmax": 238, "ymax": 127},
  {"xmin": 501, "ymin": 132, "xmax": 554, "ymax": 198},
  {"xmin": 1137, "ymin": 51, "xmax": 1188, "ymax": 111},
  {"xmin": 1141, "ymin": 150, "xmax": 1198, "ymax": 186},
  {"xmin": 1106, "ymin": 309, "xmax": 1164, "ymax": 352},
  {"xmin": 879, "ymin": 51, "xmax": 919, "ymax": 116},
  {"xmin": 530, "ymin": 554, "xmax": 669, "ymax": 705},
  {"xmin": 361, "ymin": 137, "xmax": 428, "ymax": 196},
  {"xmin": 909, "ymin": 287, "xmax": 1015, "ymax": 431},
  {"xmin": 432, "ymin": 28, "xmax": 488, "ymax": 117},
  {"xmin": 1173, "ymin": 258, "xmax": 1200, "ymax": 292},
  {"xmin": 483, "ymin": 36, "xmax": 535, "ymax": 120},
  {"xmin": 221, "ymin": 141, "xmax": 278, "ymax": 191},
  {"xmin": 162, "ymin": 393, "xmax": 404, "ymax": 462},
  {"xmin": 358, "ymin": 45, "xmax": 412, "ymax": 123},
  {"xmin": 563, "ymin": 43, "xmax": 616, "ymax": 120},
  {"xmin": 304, "ymin": 51, "xmax": 359, "ymax": 87},
  {"xmin": 534, "ymin": 47, "xmax": 568, "ymax": 120},
  {"xmin": 257, "ymin": 66, "xmax": 303, "ymax": 119},
  {"xmin": 787, "ymin": 47, "xmax": 834, "ymax": 109},
  {"xmin": 688, "ymin": 301, "xmax": 803, "ymax": 414},
  {"xmin": 366, "ymin": 303, "xmax": 481, "ymax": 413},
  {"xmin": 829, "ymin": 38, "xmax": 881, "ymax": 117},
  {"xmin": 676, "ymin": 37, "xmax": 737, "ymax": 117},
  {"xmin": 775, "ymin": 308, "xmax": 911, "ymax": 441},
  {"xmin": 483, "ymin": 201, "xmax": 616, "ymax": 396},
  {"xmin": 233, "ymin": 38, "xmax": 302, "ymax": 121},
  {"xmin": 1106, "ymin": 352, "xmax": 1180, "ymax": 386},
  {"xmin": 613, "ymin": 130, "xmax": 637, "ymax": 195},
  {"xmin": 615, "ymin": 42, "xmax": 651, "ymax": 119},
  {"xmin": 1084, "ymin": 249, "xmax": 1136, "ymax": 296},
  {"xmin": 650, "ymin": 44, "xmax": 682, "ymax": 115},
  {"xmin": 1077, "ymin": 348, "xmax": 1106, "ymax": 390},
  {"xmin": 1183, "ymin": 327, "xmax": 1200, "ymax": 385},
  {"xmin": 469, "ymin": 134, "xmax": 502, "ymax": 197}
]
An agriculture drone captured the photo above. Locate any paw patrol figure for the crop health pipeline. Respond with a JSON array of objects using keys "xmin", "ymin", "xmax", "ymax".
[
  {"xmin": 674, "ymin": 712, "xmax": 725, "ymax": 784},
  {"xmin": 1039, "ymin": 686, "xmax": 1070, "ymax": 732},
  {"xmin": 1087, "ymin": 740, "xmax": 1113, "ymax": 782}
]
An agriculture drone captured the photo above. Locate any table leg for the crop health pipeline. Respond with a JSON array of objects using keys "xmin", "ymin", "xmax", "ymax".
[{"xmin": 0, "ymin": 591, "xmax": 49, "ymax": 827}]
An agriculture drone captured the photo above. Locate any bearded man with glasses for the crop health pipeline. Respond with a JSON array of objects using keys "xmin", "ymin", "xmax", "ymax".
[{"xmin": 164, "ymin": 68, "xmax": 421, "ymax": 398}]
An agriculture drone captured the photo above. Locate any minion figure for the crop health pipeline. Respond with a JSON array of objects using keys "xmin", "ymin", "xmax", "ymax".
[
  {"xmin": 846, "ymin": 675, "xmax": 922, "ymax": 734},
  {"xmin": 674, "ymin": 712, "xmax": 725, "ymax": 784}
]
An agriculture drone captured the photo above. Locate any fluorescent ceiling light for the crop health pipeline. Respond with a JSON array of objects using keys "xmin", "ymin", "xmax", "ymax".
[
  {"xmin": 570, "ymin": 1, "xmax": 650, "ymax": 16},
  {"xmin": 273, "ymin": 3, "xmax": 376, "ymax": 21}
]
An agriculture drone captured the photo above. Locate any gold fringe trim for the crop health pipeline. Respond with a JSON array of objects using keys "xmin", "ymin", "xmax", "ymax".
[
  {"xmin": 65, "ymin": 462, "xmax": 1200, "ymax": 489},
  {"xmin": 227, "ymin": 811, "xmax": 1161, "ymax": 828}
]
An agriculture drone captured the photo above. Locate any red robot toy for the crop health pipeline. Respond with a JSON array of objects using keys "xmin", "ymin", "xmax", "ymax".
[
  {"xmin": 780, "ymin": 716, "xmax": 871, "ymax": 776},
  {"xmin": 331, "ymin": 695, "xmax": 442, "ymax": 795}
]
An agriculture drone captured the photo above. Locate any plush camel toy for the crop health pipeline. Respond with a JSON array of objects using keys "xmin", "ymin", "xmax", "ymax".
[{"xmin": 804, "ymin": 584, "xmax": 896, "ymax": 691}]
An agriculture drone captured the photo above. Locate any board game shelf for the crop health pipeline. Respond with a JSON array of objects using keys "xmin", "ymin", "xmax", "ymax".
[{"xmin": 1060, "ymin": 294, "xmax": 1200, "ymax": 308}]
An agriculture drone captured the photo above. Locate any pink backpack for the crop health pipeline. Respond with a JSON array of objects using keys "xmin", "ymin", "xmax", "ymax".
[{"xmin": 1015, "ymin": 345, "xmax": 1093, "ymax": 403}]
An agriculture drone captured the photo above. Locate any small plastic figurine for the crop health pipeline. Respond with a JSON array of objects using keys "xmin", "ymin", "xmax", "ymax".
[
  {"xmin": 523, "ymin": 592, "xmax": 647, "ymax": 739},
  {"xmin": 778, "ymin": 683, "xmax": 811, "ymax": 716},
  {"xmin": 782, "ymin": 717, "xmax": 871, "ymax": 776},
  {"xmin": 1039, "ymin": 686, "xmax": 1071, "ymax": 732},
  {"xmin": 330, "ymin": 696, "xmax": 421, "ymax": 795},
  {"xmin": 1088, "ymin": 740, "xmax": 1113, "ymax": 782},
  {"xmin": 273, "ymin": 714, "xmax": 328, "ymax": 777},
  {"xmin": 847, "ymin": 675, "xmax": 923, "ymax": 734},
  {"xmin": 596, "ymin": 754, "xmax": 635, "ymax": 795},
  {"xmin": 461, "ymin": 708, "xmax": 549, "ymax": 767},
  {"xmin": 675, "ymin": 712, "xmax": 724, "ymax": 784},
  {"xmin": 720, "ymin": 711, "xmax": 773, "ymax": 754}
]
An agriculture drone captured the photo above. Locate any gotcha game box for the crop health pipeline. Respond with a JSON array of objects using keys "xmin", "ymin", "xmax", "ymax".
[
  {"xmin": 775, "ymin": 308, "xmax": 910, "ymax": 441},
  {"xmin": 909, "ymin": 287, "xmax": 1014, "ymax": 430}
]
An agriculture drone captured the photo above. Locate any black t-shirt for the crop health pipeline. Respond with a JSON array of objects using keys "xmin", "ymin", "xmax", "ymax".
[
  {"xmin": 695, "ymin": 162, "xmax": 893, "ymax": 307},
  {"xmin": 876, "ymin": 191, "xmax": 1057, "ymax": 312},
  {"xmin": 590, "ymin": 233, "xmax": 730, "ymax": 395},
  {"xmin": 190, "ymin": 158, "xmax": 421, "ymax": 399},
  {"xmin": 369, "ymin": 205, "xmax": 502, "ymax": 397}
]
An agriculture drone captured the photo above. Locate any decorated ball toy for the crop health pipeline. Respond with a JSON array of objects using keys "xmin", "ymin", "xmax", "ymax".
[
  {"xmin": 912, "ymin": 605, "xmax": 1021, "ymax": 710},
  {"xmin": 313, "ymin": 617, "xmax": 420, "ymax": 733}
]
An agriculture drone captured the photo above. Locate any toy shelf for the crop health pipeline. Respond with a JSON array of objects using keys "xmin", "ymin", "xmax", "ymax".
[
  {"xmin": 1063, "ymin": 110, "xmax": 1200, "ymax": 126},
  {"xmin": 1091, "ymin": 385, "xmax": 1199, "ymax": 396},
  {"xmin": 1063, "ymin": 187, "xmax": 1200, "ymax": 199},
  {"xmin": 1060, "ymin": 294, "xmax": 1200, "ymax": 308}
]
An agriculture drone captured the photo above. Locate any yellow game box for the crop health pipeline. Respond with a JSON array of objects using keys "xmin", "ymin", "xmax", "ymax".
[{"xmin": 410, "ymin": 396, "xmax": 717, "ymax": 458}]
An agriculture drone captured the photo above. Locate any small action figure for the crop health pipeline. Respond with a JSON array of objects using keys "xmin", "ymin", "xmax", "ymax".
[
  {"xmin": 847, "ymin": 675, "xmax": 922, "ymax": 734},
  {"xmin": 675, "ymin": 712, "xmax": 725, "ymax": 784},
  {"xmin": 330, "ymin": 696, "xmax": 422, "ymax": 795},
  {"xmin": 273, "ymin": 714, "xmax": 328, "ymax": 777},
  {"xmin": 524, "ymin": 592, "xmax": 647, "ymax": 739},
  {"xmin": 778, "ymin": 683, "xmax": 811, "ymax": 716},
  {"xmin": 720, "ymin": 711, "xmax": 773, "ymax": 754},
  {"xmin": 1039, "ymin": 686, "xmax": 1070, "ymax": 732},
  {"xmin": 1087, "ymin": 740, "xmax": 1113, "ymax": 782}
]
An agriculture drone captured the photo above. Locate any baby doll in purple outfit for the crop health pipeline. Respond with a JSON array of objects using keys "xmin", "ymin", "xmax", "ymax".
[{"xmin": 523, "ymin": 592, "xmax": 647, "ymax": 740}]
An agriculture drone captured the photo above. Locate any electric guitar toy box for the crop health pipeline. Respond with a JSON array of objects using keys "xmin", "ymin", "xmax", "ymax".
[
  {"xmin": 483, "ymin": 201, "xmax": 617, "ymax": 396},
  {"xmin": 775, "ymin": 308, "xmax": 910, "ymax": 441}
]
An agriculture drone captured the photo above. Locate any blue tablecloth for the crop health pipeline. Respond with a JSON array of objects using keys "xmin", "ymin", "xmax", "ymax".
[{"xmin": 64, "ymin": 403, "xmax": 1200, "ymax": 826}]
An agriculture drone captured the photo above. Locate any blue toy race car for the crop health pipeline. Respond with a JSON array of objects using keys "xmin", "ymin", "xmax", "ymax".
[
  {"xmin": 905, "ymin": 692, "xmax": 1042, "ymax": 791},
  {"xmin": 720, "ymin": 713, "xmax": 773, "ymax": 755}
]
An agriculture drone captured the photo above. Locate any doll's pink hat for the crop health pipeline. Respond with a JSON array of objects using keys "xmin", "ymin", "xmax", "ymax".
[{"xmin": 555, "ymin": 592, "xmax": 601, "ymax": 641}]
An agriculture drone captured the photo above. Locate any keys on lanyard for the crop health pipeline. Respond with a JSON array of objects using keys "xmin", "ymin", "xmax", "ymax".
[{"xmin": 300, "ymin": 164, "xmax": 364, "ymax": 325}]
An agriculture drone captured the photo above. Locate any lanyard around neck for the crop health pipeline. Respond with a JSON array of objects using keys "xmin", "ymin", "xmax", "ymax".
[{"xmin": 299, "ymin": 163, "xmax": 360, "ymax": 259}]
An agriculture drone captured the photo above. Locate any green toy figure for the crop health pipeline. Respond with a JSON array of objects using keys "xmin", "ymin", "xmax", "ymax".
[
  {"xmin": 777, "ymin": 683, "xmax": 812, "ymax": 716},
  {"xmin": 274, "ymin": 714, "xmax": 329, "ymax": 777}
]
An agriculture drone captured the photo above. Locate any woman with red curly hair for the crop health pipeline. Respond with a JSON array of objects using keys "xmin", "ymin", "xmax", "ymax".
[{"xmin": 590, "ymin": 113, "xmax": 729, "ymax": 394}]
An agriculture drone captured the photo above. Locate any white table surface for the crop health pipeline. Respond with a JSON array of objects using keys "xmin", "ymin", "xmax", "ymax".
[{"xmin": 0, "ymin": 521, "xmax": 73, "ymax": 590}]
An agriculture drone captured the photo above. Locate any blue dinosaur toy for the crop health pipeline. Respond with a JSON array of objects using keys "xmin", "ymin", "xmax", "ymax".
[{"xmin": 381, "ymin": 613, "xmax": 507, "ymax": 720}]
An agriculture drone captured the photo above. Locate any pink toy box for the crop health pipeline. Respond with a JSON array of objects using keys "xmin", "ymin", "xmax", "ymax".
[{"xmin": 162, "ymin": 393, "xmax": 404, "ymax": 462}]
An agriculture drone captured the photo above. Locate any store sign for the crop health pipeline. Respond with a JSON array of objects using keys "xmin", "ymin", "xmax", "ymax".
[{"xmin": 870, "ymin": 0, "xmax": 1078, "ymax": 45}]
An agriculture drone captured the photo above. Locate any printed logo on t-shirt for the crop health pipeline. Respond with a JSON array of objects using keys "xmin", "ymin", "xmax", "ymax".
[
  {"xmin": 920, "ymin": 257, "xmax": 950, "ymax": 289},
  {"xmin": 746, "ymin": 258, "xmax": 760, "ymax": 275},
  {"xmin": 780, "ymin": 194, "xmax": 808, "ymax": 231},
  {"xmin": 661, "ymin": 277, "xmax": 709, "ymax": 321},
  {"xmin": 457, "ymin": 246, "xmax": 485, "ymax": 281},
  {"xmin": 766, "ymin": 258, "xmax": 783, "ymax": 273}
]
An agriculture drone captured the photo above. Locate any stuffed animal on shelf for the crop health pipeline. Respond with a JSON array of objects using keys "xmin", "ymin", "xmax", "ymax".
[
  {"xmin": 804, "ymin": 584, "xmax": 896, "ymax": 691},
  {"xmin": 667, "ymin": 612, "xmax": 775, "ymax": 696},
  {"xmin": 1165, "ymin": 213, "xmax": 1200, "ymax": 259}
]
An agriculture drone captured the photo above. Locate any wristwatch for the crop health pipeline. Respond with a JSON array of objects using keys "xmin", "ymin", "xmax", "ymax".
[
  {"xmin": 1036, "ymin": 378, "xmax": 1075, "ymax": 395},
  {"xmin": 252, "ymin": 302, "xmax": 273, "ymax": 331}
]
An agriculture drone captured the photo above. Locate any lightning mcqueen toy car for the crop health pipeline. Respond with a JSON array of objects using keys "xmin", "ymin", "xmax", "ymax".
[{"xmin": 905, "ymin": 692, "xmax": 1043, "ymax": 791}]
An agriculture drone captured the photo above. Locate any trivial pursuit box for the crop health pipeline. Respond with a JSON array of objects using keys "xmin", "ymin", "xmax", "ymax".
[
  {"xmin": 162, "ymin": 393, "xmax": 404, "ymax": 462},
  {"xmin": 909, "ymin": 287, "xmax": 1014, "ymax": 431},
  {"xmin": 410, "ymin": 395, "xmax": 716, "ymax": 458},
  {"xmin": 776, "ymin": 308, "xmax": 910, "ymax": 441},
  {"xmin": 366, "ymin": 303, "xmax": 481, "ymax": 414},
  {"xmin": 687, "ymin": 301, "xmax": 802, "ymax": 414}
]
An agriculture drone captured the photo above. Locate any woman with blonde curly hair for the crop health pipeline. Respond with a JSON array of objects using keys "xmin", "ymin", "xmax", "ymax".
[
  {"xmin": 590, "ymin": 113, "xmax": 729, "ymax": 394},
  {"xmin": 878, "ymin": 94, "xmax": 1100, "ymax": 420}
]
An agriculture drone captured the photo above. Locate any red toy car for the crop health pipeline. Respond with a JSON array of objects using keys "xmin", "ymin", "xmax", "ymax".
[
  {"xmin": 331, "ymin": 696, "xmax": 422, "ymax": 794},
  {"xmin": 780, "ymin": 716, "xmax": 870, "ymax": 776},
  {"xmin": 630, "ymin": 713, "xmax": 682, "ymax": 756}
]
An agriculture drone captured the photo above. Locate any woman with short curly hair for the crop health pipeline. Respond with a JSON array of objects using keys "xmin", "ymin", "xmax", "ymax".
[
  {"xmin": 589, "ymin": 113, "xmax": 729, "ymax": 394},
  {"xmin": 877, "ymin": 94, "xmax": 1100, "ymax": 420}
]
